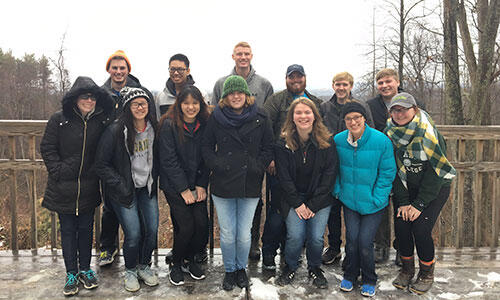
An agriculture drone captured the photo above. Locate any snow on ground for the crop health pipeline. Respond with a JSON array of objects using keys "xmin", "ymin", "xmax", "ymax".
[
  {"xmin": 478, "ymin": 271, "xmax": 500, "ymax": 287},
  {"xmin": 465, "ymin": 291, "xmax": 484, "ymax": 297},
  {"xmin": 437, "ymin": 292, "xmax": 461, "ymax": 299},
  {"xmin": 378, "ymin": 280, "xmax": 396, "ymax": 291},
  {"xmin": 23, "ymin": 271, "xmax": 46, "ymax": 284},
  {"xmin": 468, "ymin": 278, "xmax": 483, "ymax": 289},
  {"xmin": 250, "ymin": 278, "xmax": 279, "ymax": 300},
  {"xmin": 435, "ymin": 276, "xmax": 449, "ymax": 283}
]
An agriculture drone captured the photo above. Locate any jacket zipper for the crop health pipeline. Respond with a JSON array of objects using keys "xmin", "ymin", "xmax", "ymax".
[
  {"xmin": 75, "ymin": 119, "xmax": 88, "ymax": 216},
  {"xmin": 353, "ymin": 146, "xmax": 358, "ymax": 212}
]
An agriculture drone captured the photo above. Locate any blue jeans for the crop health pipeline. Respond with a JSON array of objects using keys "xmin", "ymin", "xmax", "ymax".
[
  {"xmin": 343, "ymin": 206, "xmax": 383, "ymax": 285},
  {"xmin": 212, "ymin": 195, "xmax": 259, "ymax": 272},
  {"xmin": 284, "ymin": 205, "xmax": 331, "ymax": 271},
  {"xmin": 58, "ymin": 210, "xmax": 95, "ymax": 274},
  {"xmin": 109, "ymin": 187, "xmax": 159, "ymax": 270}
]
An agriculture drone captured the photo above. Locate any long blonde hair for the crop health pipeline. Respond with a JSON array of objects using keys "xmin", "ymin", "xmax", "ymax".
[{"xmin": 281, "ymin": 97, "xmax": 332, "ymax": 151}]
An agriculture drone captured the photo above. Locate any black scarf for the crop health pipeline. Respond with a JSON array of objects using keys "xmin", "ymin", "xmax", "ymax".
[{"xmin": 213, "ymin": 104, "xmax": 258, "ymax": 128}]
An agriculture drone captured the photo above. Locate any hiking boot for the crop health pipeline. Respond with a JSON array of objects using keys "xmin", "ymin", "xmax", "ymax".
[
  {"xmin": 222, "ymin": 271, "xmax": 237, "ymax": 291},
  {"xmin": 236, "ymin": 269, "xmax": 249, "ymax": 288},
  {"xmin": 137, "ymin": 264, "xmax": 159, "ymax": 286},
  {"xmin": 395, "ymin": 250, "xmax": 402, "ymax": 266},
  {"xmin": 392, "ymin": 255, "xmax": 415, "ymax": 290},
  {"xmin": 194, "ymin": 248, "xmax": 208, "ymax": 264},
  {"xmin": 409, "ymin": 260, "xmax": 435, "ymax": 294},
  {"xmin": 182, "ymin": 261, "xmax": 206, "ymax": 280},
  {"xmin": 249, "ymin": 240, "xmax": 261, "ymax": 261},
  {"xmin": 165, "ymin": 250, "xmax": 173, "ymax": 265},
  {"xmin": 361, "ymin": 284, "xmax": 376, "ymax": 297},
  {"xmin": 169, "ymin": 264, "xmax": 185, "ymax": 286},
  {"xmin": 78, "ymin": 269, "xmax": 98, "ymax": 289},
  {"xmin": 124, "ymin": 269, "xmax": 140, "ymax": 292},
  {"xmin": 63, "ymin": 272, "xmax": 79, "ymax": 296},
  {"xmin": 277, "ymin": 265, "xmax": 295, "ymax": 286},
  {"xmin": 308, "ymin": 267, "xmax": 328, "ymax": 289},
  {"xmin": 374, "ymin": 245, "xmax": 389, "ymax": 263},
  {"xmin": 262, "ymin": 255, "xmax": 276, "ymax": 270},
  {"xmin": 98, "ymin": 249, "xmax": 118, "ymax": 267},
  {"xmin": 322, "ymin": 247, "xmax": 341, "ymax": 265},
  {"xmin": 340, "ymin": 278, "xmax": 353, "ymax": 292}
]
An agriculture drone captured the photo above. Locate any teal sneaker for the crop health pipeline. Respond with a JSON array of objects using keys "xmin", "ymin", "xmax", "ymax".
[
  {"xmin": 63, "ymin": 272, "xmax": 79, "ymax": 296},
  {"xmin": 78, "ymin": 269, "xmax": 98, "ymax": 289}
]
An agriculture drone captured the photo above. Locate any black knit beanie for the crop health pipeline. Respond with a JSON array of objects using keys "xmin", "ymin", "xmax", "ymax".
[{"xmin": 341, "ymin": 101, "xmax": 367, "ymax": 120}]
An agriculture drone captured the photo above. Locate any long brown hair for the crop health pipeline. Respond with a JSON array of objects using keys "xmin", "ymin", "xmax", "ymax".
[
  {"xmin": 281, "ymin": 97, "xmax": 332, "ymax": 151},
  {"xmin": 159, "ymin": 85, "xmax": 209, "ymax": 143}
]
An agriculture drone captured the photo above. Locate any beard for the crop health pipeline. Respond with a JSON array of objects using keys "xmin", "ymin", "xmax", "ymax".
[{"xmin": 286, "ymin": 79, "xmax": 306, "ymax": 95}]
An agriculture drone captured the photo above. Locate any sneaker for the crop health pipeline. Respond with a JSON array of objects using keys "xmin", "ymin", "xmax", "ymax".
[
  {"xmin": 63, "ymin": 272, "xmax": 79, "ymax": 296},
  {"xmin": 322, "ymin": 247, "xmax": 342, "ymax": 265},
  {"xmin": 169, "ymin": 264, "xmax": 184, "ymax": 286},
  {"xmin": 309, "ymin": 267, "xmax": 328, "ymax": 289},
  {"xmin": 165, "ymin": 250, "xmax": 173, "ymax": 265},
  {"xmin": 137, "ymin": 264, "xmax": 159, "ymax": 286},
  {"xmin": 276, "ymin": 265, "xmax": 295, "ymax": 286},
  {"xmin": 361, "ymin": 284, "xmax": 376, "ymax": 297},
  {"xmin": 236, "ymin": 269, "xmax": 249, "ymax": 288},
  {"xmin": 98, "ymin": 249, "xmax": 118, "ymax": 267},
  {"xmin": 182, "ymin": 261, "xmax": 206, "ymax": 280},
  {"xmin": 194, "ymin": 248, "xmax": 208, "ymax": 264},
  {"xmin": 222, "ymin": 271, "xmax": 237, "ymax": 291},
  {"xmin": 262, "ymin": 255, "xmax": 276, "ymax": 270},
  {"xmin": 340, "ymin": 279, "xmax": 353, "ymax": 292},
  {"xmin": 124, "ymin": 269, "xmax": 140, "ymax": 292},
  {"xmin": 78, "ymin": 269, "xmax": 98, "ymax": 289}
]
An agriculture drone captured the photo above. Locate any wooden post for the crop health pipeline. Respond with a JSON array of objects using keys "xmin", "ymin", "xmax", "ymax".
[
  {"xmin": 51, "ymin": 212, "xmax": 57, "ymax": 252},
  {"xmin": 455, "ymin": 139, "xmax": 465, "ymax": 248},
  {"xmin": 29, "ymin": 136, "xmax": 38, "ymax": 255},
  {"xmin": 473, "ymin": 140, "xmax": 484, "ymax": 248},
  {"xmin": 492, "ymin": 140, "xmax": 500, "ymax": 249},
  {"xmin": 9, "ymin": 137, "xmax": 18, "ymax": 255}
]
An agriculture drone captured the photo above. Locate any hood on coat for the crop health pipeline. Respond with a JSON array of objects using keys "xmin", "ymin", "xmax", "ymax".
[{"xmin": 62, "ymin": 76, "xmax": 113, "ymax": 118}]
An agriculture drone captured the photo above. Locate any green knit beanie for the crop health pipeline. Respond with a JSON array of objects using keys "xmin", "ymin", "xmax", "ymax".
[{"xmin": 222, "ymin": 75, "xmax": 251, "ymax": 98}]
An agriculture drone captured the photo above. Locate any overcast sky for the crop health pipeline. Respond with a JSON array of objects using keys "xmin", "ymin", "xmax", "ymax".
[{"xmin": 2, "ymin": 0, "xmax": 400, "ymax": 93}]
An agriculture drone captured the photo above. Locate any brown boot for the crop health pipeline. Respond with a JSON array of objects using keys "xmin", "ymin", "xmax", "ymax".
[
  {"xmin": 409, "ymin": 259, "xmax": 435, "ymax": 294},
  {"xmin": 392, "ymin": 255, "xmax": 415, "ymax": 289}
]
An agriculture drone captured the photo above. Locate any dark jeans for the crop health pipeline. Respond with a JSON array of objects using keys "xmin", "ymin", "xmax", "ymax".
[
  {"xmin": 165, "ymin": 190, "xmax": 209, "ymax": 265},
  {"xmin": 343, "ymin": 206, "xmax": 383, "ymax": 285},
  {"xmin": 100, "ymin": 194, "xmax": 119, "ymax": 253},
  {"xmin": 261, "ymin": 174, "xmax": 286, "ymax": 257},
  {"xmin": 395, "ymin": 185, "xmax": 450, "ymax": 262},
  {"xmin": 109, "ymin": 187, "xmax": 159, "ymax": 270},
  {"xmin": 326, "ymin": 197, "xmax": 342, "ymax": 252},
  {"xmin": 58, "ymin": 210, "xmax": 95, "ymax": 274}
]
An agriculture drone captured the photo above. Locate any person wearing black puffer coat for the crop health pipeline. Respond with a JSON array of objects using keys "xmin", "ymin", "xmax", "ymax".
[{"xmin": 41, "ymin": 76, "xmax": 113, "ymax": 296}]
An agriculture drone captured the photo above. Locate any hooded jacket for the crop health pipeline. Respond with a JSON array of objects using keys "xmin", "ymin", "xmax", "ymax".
[
  {"xmin": 211, "ymin": 65, "xmax": 274, "ymax": 107},
  {"xmin": 41, "ymin": 76, "xmax": 113, "ymax": 215},
  {"xmin": 320, "ymin": 94, "xmax": 374, "ymax": 135},
  {"xmin": 156, "ymin": 75, "xmax": 195, "ymax": 116}
]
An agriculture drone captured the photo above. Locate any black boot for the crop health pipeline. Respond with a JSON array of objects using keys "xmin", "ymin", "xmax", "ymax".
[
  {"xmin": 392, "ymin": 255, "xmax": 415, "ymax": 289},
  {"xmin": 409, "ymin": 259, "xmax": 435, "ymax": 294}
]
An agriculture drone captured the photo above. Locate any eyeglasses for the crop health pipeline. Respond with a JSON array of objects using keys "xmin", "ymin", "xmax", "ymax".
[
  {"xmin": 130, "ymin": 102, "xmax": 148, "ymax": 109},
  {"xmin": 169, "ymin": 67, "xmax": 187, "ymax": 74},
  {"xmin": 390, "ymin": 107, "xmax": 412, "ymax": 114},
  {"xmin": 344, "ymin": 115, "xmax": 364, "ymax": 123},
  {"xmin": 78, "ymin": 94, "xmax": 96, "ymax": 101}
]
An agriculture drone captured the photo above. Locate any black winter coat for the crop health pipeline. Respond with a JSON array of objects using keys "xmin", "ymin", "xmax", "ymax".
[
  {"xmin": 41, "ymin": 76, "xmax": 113, "ymax": 215},
  {"xmin": 320, "ymin": 94, "xmax": 374, "ymax": 135},
  {"xmin": 201, "ymin": 108, "xmax": 274, "ymax": 198},
  {"xmin": 275, "ymin": 138, "xmax": 338, "ymax": 219},
  {"xmin": 158, "ymin": 118, "xmax": 209, "ymax": 199},
  {"xmin": 95, "ymin": 122, "xmax": 158, "ymax": 208}
]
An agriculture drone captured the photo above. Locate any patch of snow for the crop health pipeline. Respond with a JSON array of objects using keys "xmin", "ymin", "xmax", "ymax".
[
  {"xmin": 250, "ymin": 278, "xmax": 279, "ymax": 300},
  {"xmin": 378, "ymin": 280, "xmax": 396, "ymax": 291},
  {"xmin": 477, "ymin": 271, "xmax": 500, "ymax": 287},
  {"xmin": 435, "ymin": 277, "xmax": 449, "ymax": 283},
  {"xmin": 437, "ymin": 292, "xmax": 461, "ymax": 300},
  {"xmin": 466, "ymin": 291, "xmax": 484, "ymax": 297},
  {"xmin": 23, "ymin": 272, "xmax": 45, "ymax": 284},
  {"xmin": 295, "ymin": 286, "xmax": 306, "ymax": 294},
  {"xmin": 468, "ymin": 279, "xmax": 483, "ymax": 290}
]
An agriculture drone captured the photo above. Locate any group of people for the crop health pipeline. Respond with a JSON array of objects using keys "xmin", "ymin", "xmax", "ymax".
[{"xmin": 40, "ymin": 42, "xmax": 455, "ymax": 297}]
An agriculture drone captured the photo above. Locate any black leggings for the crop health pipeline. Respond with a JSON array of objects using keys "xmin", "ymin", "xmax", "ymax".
[{"xmin": 395, "ymin": 185, "xmax": 450, "ymax": 262}]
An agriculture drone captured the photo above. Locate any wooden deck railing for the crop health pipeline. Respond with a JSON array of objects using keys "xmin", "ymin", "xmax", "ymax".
[{"xmin": 0, "ymin": 120, "xmax": 499, "ymax": 255}]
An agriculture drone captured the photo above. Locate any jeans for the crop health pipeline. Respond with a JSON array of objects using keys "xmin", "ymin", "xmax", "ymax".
[
  {"xmin": 165, "ymin": 190, "xmax": 209, "ymax": 265},
  {"xmin": 212, "ymin": 195, "xmax": 259, "ymax": 272},
  {"xmin": 262, "ymin": 174, "xmax": 286, "ymax": 257},
  {"xmin": 326, "ymin": 197, "xmax": 342, "ymax": 252},
  {"xmin": 395, "ymin": 185, "xmax": 450, "ymax": 262},
  {"xmin": 284, "ymin": 205, "xmax": 331, "ymax": 271},
  {"xmin": 343, "ymin": 206, "xmax": 383, "ymax": 285},
  {"xmin": 109, "ymin": 187, "xmax": 159, "ymax": 270},
  {"xmin": 100, "ymin": 194, "xmax": 119, "ymax": 253},
  {"xmin": 58, "ymin": 210, "xmax": 95, "ymax": 274}
]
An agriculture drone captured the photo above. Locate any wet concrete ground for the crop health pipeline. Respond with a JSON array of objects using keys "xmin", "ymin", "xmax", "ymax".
[{"xmin": 1, "ymin": 248, "xmax": 499, "ymax": 299}]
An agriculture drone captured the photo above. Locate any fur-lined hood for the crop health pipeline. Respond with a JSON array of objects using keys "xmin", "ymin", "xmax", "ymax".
[{"xmin": 62, "ymin": 76, "xmax": 113, "ymax": 118}]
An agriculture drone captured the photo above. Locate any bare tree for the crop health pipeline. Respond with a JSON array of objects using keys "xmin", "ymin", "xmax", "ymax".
[{"xmin": 49, "ymin": 32, "xmax": 71, "ymax": 96}]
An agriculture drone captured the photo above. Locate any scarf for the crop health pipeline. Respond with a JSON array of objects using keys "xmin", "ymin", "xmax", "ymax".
[
  {"xmin": 213, "ymin": 103, "xmax": 258, "ymax": 128},
  {"xmin": 384, "ymin": 110, "xmax": 456, "ymax": 188}
]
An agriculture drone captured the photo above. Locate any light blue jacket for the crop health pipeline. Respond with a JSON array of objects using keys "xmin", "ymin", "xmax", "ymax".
[{"xmin": 334, "ymin": 125, "xmax": 396, "ymax": 215}]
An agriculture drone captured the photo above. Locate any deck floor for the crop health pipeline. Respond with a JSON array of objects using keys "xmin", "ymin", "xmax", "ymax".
[{"xmin": 1, "ymin": 248, "xmax": 500, "ymax": 299}]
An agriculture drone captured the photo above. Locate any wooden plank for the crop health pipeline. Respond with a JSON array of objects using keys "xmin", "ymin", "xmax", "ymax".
[
  {"xmin": 51, "ymin": 212, "xmax": 57, "ymax": 250},
  {"xmin": 448, "ymin": 161, "xmax": 500, "ymax": 172},
  {"xmin": 0, "ymin": 159, "xmax": 46, "ymax": 170},
  {"xmin": 437, "ymin": 125, "xmax": 500, "ymax": 140},
  {"xmin": 0, "ymin": 120, "xmax": 47, "ymax": 137},
  {"xmin": 29, "ymin": 136, "xmax": 38, "ymax": 254},
  {"xmin": 8, "ymin": 137, "xmax": 18, "ymax": 255},
  {"xmin": 455, "ymin": 139, "xmax": 465, "ymax": 248},
  {"xmin": 491, "ymin": 173, "xmax": 499, "ymax": 249}
]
